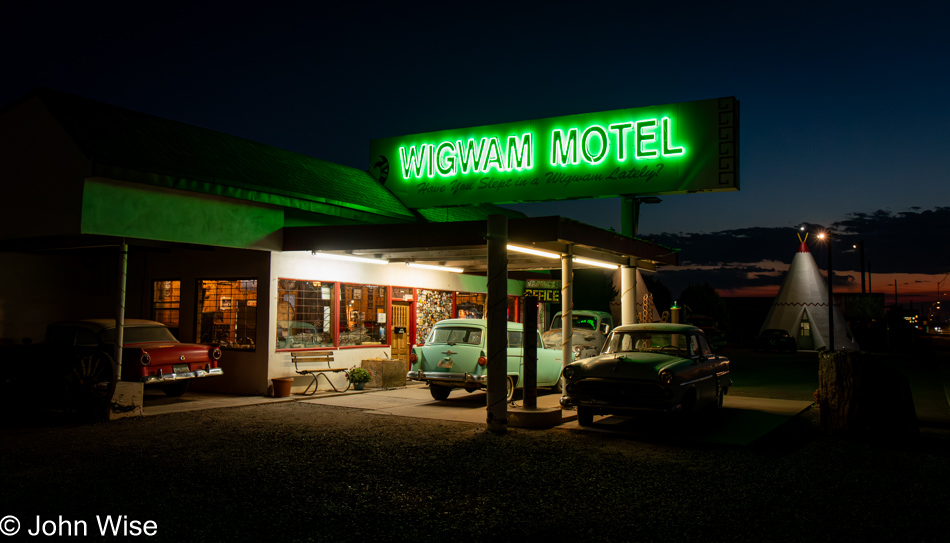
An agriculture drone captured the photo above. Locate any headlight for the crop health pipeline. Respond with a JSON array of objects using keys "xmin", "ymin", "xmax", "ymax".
[
  {"xmin": 659, "ymin": 370, "xmax": 673, "ymax": 385},
  {"xmin": 563, "ymin": 365, "xmax": 576, "ymax": 380},
  {"xmin": 140, "ymin": 352, "xmax": 151, "ymax": 365}
]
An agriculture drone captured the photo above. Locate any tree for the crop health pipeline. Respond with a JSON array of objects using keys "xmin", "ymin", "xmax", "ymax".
[
  {"xmin": 679, "ymin": 281, "xmax": 730, "ymax": 330},
  {"xmin": 571, "ymin": 269, "xmax": 619, "ymax": 313}
]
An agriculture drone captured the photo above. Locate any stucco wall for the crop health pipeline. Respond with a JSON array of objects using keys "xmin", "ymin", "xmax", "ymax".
[{"xmin": 0, "ymin": 251, "xmax": 118, "ymax": 345}]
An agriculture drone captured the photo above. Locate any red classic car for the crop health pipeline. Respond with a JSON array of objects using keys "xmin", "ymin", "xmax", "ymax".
[{"xmin": 46, "ymin": 319, "xmax": 224, "ymax": 397}]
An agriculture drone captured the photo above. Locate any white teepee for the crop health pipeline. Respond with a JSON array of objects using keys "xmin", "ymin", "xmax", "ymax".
[{"xmin": 761, "ymin": 236, "xmax": 860, "ymax": 351}]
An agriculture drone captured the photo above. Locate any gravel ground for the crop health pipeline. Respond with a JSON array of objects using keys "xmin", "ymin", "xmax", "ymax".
[{"xmin": 3, "ymin": 401, "xmax": 949, "ymax": 542}]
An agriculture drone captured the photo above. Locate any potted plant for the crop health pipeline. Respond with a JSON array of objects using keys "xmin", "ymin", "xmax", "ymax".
[{"xmin": 347, "ymin": 367, "xmax": 372, "ymax": 390}]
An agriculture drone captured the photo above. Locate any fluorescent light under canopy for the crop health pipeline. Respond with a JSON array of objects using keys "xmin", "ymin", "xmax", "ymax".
[
  {"xmin": 406, "ymin": 262, "xmax": 464, "ymax": 273},
  {"xmin": 311, "ymin": 251, "xmax": 389, "ymax": 265}
]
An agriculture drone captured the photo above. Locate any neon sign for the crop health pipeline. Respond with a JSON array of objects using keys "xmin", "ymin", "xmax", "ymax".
[{"xmin": 369, "ymin": 96, "xmax": 738, "ymax": 208}]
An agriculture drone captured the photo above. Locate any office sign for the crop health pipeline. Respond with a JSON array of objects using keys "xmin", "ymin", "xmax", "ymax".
[
  {"xmin": 369, "ymin": 96, "xmax": 738, "ymax": 208},
  {"xmin": 524, "ymin": 288, "xmax": 561, "ymax": 303}
]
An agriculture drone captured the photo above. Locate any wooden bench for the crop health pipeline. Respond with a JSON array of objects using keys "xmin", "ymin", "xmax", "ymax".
[{"xmin": 290, "ymin": 351, "xmax": 350, "ymax": 395}]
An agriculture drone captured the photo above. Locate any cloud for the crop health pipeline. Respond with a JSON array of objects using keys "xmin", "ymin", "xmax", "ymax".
[
  {"xmin": 643, "ymin": 207, "xmax": 950, "ymax": 275},
  {"xmin": 640, "ymin": 207, "xmax": 950, "ymax": 297}
]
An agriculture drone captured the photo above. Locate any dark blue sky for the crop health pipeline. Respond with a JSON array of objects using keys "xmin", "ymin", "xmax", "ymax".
[{"xmin": 4, "ymin": 1, "xmax": 948, "ymax": 296}]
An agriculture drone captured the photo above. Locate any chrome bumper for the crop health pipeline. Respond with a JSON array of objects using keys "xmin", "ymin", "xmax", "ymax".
[
  {"xmin": 142, "ymin": 367, "xmax": 224, "ymax": 384},
  {"xmin": 407, "ymin": 370, "xmax": 487, "ymax": 385}
]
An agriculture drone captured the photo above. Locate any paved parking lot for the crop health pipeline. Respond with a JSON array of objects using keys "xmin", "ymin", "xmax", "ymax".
[{"xmin": 142, "ymin": 348, "xmax": 950, "ymax": 445}]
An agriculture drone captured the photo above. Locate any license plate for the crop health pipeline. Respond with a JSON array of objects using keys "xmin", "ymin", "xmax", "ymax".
[
  {"xmin": 437, "ymin": 359, "xmax": 454, "ymax": 369},
  {"xmin": 173, "ymin": 364, "xmax": 190, "ymax": 374}
]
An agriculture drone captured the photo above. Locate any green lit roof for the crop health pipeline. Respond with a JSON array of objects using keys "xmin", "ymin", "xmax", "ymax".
[
  {"xmin": 417, "ymin": 204, "xmax": 525, "ymax": 223},
  {"xmin": 29, "ymin": 88, "xmax": 415, "ymax": 222}
]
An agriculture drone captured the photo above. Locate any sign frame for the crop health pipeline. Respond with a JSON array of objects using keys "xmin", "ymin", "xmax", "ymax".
[{"xmin": 369, "ymin": 96, "xmax": 738, "ymax": 208}]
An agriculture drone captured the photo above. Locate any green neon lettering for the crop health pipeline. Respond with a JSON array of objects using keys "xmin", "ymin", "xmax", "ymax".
[
  {"xmin": 484, "ymin": 137, "xmax": 505, "ymax": 172},
  {"xmin": 551, "ymin": 128, "xmax": 578, "ymax": 166},
  {"xmin": 608, "ymin": 123, "xmax": 632, "ymax": 161},
  {"xmin": 426, "ymin": 144, "xmax": 434, "ymax": 178},
  {"xmin": 661, "ymin": 117, "xmax": 685, "ymax": 156},
  {"xmin": 506, "ymin": 133, "xmax": 532, "ymax": 170},
  {"xmin": 456, "ymin": 138, "xmax": 488, "ymax": 174},
  {"xmin": 436, "ymin": 141, "xmax": 457, "ymax": 176},
  {"xmin": 581, "ymin": 125, "xmax": 609, "ymax": 164},
  {"xmin": 398, "ymin": 145, "xmax": 429, "ymax": 179},
  {"xmin": 635, "ymin": 119, "xmax": 658, "ymax": 159}
]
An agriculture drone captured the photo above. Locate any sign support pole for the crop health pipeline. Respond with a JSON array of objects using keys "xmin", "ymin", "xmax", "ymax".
[
  {"xmin": 523, "ymin": 296, "xmax": 538, "ymax": 410},
  {"xmin": 486, "ymin": 215, "xmax": 508, "ymax": 434},
  {"xmin": 621, "ymin": 265, "xmax": 638, "ymax": 325},
  {"xmin": 561, "ymin": 245, "xmax": 574, "ymax": 376}
]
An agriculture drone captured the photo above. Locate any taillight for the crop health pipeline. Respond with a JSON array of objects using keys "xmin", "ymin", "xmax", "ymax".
[
  {"xmin": 140, "ymin": 351, "xmax": 151, "ymax": 366},
  {"xmin": 477, "ymin": 356, "xmax": 487, "ymax": 367},
  {"xmin": 409, "ymin": 352, "xmax": 417, "ymax": 364},
  {"xmin": 211, "ymin": 347, "xmax": 222, "ymax": 360}
]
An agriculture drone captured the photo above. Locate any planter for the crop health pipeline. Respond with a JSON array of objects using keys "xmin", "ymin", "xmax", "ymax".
[
  {"xmin": 352, "ymin": 382, "xmax": 366, "ymax": 391},
  {"xmin": 362, "ymin": 359, "xmax": 407, "ymax": 388},
  {"xmin": 272, "ymin": 378, "xmax": 294, "ymax": 398}
]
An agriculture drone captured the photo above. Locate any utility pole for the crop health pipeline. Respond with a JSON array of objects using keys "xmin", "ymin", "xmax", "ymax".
[{"xmin": 853, "ymin": 241, "xmax": 866, "ymax": 294}]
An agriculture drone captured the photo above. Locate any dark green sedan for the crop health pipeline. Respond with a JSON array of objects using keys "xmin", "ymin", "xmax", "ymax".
[{"xmin": 560, "ymin": 323, "xmax": 731, "ymax": 426}]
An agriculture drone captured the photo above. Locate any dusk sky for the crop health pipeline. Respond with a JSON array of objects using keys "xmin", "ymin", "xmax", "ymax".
[{"xmin": 4, "ymin": 1, "xmax": 948, "ymax": 303}]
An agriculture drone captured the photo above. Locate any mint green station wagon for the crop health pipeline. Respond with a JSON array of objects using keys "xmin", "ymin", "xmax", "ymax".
[{"xmin": 407, "ymin": 319, "xmax": 567, "ymax": 401}]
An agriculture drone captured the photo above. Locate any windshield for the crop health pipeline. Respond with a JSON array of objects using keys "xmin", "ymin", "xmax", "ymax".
[
  {"xmin": 427, "ymin": 326, "xmax": 483, "ymax": 346},
  {"xmin": 102, "ymin": 326, "xmax": 180, "ymax": 345},
  {"xmin": 550, "ymin": 315, "xmax": 597, "ymax": 331},
  {"xmin": 602, "ymin": 331, "xmax": 694, "ymax": 356}
]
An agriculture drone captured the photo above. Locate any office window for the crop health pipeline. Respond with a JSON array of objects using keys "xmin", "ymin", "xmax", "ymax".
[
  {"xmin": 340, "ymin": 283, "xmax": 388, "ymax": 346},
  {"xmin": 276, "ymin": 279, "xmax": 333, "ymax": 349},
  {"xmin": 196, "ymin": 279, "xmax": 257, "ymax": 350},
  {"xmin": 152, "ymin": 280, "xmax": 180, "ymax": 337}
]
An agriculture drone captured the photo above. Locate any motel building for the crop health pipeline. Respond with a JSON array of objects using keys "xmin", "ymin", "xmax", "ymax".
[{"xmin": 0, "ymin": 89, "xmax": 737, "ymax": 398}]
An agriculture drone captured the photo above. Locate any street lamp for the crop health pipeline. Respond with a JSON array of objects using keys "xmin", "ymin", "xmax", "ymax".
[{"xmin": 818, "ymin": 232, "xmax": 834, "ymax": 351}]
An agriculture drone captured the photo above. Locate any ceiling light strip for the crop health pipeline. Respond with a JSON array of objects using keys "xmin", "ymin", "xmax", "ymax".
[
  {"xmin": 506, "ymin": 244, "xmax": 561, "ymax": 259},
  {"xmin": 311, "ymin": 251, "xmax": 389, "ymax": 265},
  {"xmin": 573, "ymin": 257, "xmax": 620, "ymax": 270},
  {"xmin": 406, "ymin": 262, "xmax": 464, "ymax": 273}
]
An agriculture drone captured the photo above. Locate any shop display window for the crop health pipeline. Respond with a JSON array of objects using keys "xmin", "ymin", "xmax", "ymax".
[
  {"xmin": 276, "ymin": 279, "xmax": 334, "ymax": 349},
  {"xmin": 456, "ymin": 292, "xmax": 486, "ymax": 319},
  {"xmin": 152, "ymin": 280, "xmax": 180, "ymax": 337},
  {"xmin": 339, "ymin": 283, "xmax": 388, "ymax": 346},
  {"xmin": 196, "ymin": 279, "xmax": 257, "ymax": 350},
  {"xmin": 417, "ymin": 289, "xmax": 454, "ymax": 342}
]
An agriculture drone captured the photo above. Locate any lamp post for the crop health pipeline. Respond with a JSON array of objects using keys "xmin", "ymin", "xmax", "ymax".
[
  {"xmin": 853, "ymin": 241, "xmax": 866, "ymax": 294},
  {"xmin": 819, "ymin": 232, "xmax": 834, "ymax": 351}
]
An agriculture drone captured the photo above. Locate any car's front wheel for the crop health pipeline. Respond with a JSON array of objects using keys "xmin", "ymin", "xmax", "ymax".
[
  {"xmin": 429, "ymin": 384, "xmax": 451, "ymax": 401},
  {"xmin": 505, "ymin": 375, "xmax": 516, "ymax": 402}
]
